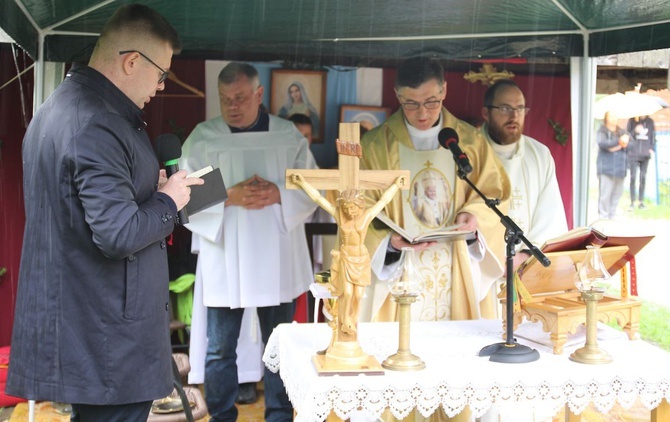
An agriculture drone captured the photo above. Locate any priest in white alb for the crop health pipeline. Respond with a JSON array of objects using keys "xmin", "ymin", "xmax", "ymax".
[
  {"xmin": 179, "ymin": 62, "xmax": 317, "ymax": 422},
  {"xmin": 478, "ymin": 78, "xmax": 569, "ymax": 422},
  {"xmin": 480, "ymin": 79, "xmax": 568, "ymax": 270}
]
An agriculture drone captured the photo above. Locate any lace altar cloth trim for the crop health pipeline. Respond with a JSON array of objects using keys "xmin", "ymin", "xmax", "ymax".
[{"xmin": 263, "ymin": 320, "xmax": 670, "ymax": 421}]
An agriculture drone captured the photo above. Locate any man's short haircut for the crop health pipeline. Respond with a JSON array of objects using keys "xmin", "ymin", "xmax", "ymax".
[
  {"xmin": 288, "ymin": 113, "xmax": 312, "ymax": 128},
  {"xmin": 483, "ymin": 79, "xmax": 520, "ymax": 107},
  {"xmin": 395, "ymin": 57, "xmax": 445, "ymax": 90},
  {"xmin": 218, "ymin": 62, "xmax": 260, "ymax": 88},
  {"xmin": 100, "ymin": 4, "xmax": 181, "ymax": 53}
]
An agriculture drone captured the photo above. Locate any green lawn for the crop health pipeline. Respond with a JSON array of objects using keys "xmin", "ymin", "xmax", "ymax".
[
  {"xmin": 613, "ymin": 194, "xmax": 670, "ymax": 349},
  {"xmin": 639, "ymin": 300, "xmax": 670, "ymax": 351},
  {"xmin": 620, "ymin": 191, "xmax": 670, "ymax": 220},
  {"xmin": 589, "ymin": 187, "xmax": 670, "ymax": 350},
  {"xmin": 584, "ymin": 187, "xmax": 670, "ymax": 351}
]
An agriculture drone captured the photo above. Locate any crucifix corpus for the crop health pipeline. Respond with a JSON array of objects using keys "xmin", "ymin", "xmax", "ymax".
[{"xmin": 287, "ymin": 122, "xmax": 409, "ymax": 375}]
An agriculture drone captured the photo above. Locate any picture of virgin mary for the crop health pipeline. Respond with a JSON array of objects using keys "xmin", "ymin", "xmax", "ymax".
[{"xmin": 278, "ymin": 81, "xmax": 320, "ymax": 140}]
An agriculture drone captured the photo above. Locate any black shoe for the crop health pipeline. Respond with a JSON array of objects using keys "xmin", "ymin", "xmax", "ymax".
[
  {"xmin": 236, "ymin": 382, "xmax": 258, "ymax": 404},
  {"xmin": 639, "ymin": 202, "xmax": 647, "ymax": 210}
]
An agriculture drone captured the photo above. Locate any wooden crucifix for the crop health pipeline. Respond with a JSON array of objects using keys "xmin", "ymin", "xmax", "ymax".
[{"xmin": 287, "ymin": 122, "xmax": 409, "ymax": 374}]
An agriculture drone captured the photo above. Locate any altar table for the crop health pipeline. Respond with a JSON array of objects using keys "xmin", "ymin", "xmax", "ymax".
[{"xmin": 263, "ymin": 320, "xmax": 670, "ymax": 421}]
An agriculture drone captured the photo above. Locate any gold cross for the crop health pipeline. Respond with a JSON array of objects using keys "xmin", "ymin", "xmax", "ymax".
[{"xmin": 463, "ymin": 63, "xmax": 515, "ymax": 86}]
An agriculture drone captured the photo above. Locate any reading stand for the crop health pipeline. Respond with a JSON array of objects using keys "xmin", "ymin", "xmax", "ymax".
[{"xmin": 507, "ymin": 245, "xmax": 642, "ymax": 354}]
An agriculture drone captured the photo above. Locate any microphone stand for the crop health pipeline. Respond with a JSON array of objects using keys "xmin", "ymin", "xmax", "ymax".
[{"xmin": 456, "ymin": 166, "xmax": 549, "ymax": 363}]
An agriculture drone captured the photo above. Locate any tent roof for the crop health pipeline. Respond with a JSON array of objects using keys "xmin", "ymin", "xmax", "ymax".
[{"xmin": 3, "ymin": 0, "xmax": 670, "ymax": 64}]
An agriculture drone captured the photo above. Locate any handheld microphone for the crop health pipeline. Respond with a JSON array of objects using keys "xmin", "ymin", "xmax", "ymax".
[
  {"xmin": 438, "ymin": 128, "xmax": 473, "ymax": 174},
  {"xmin": 155, "ymin": 133, "xmax": 189, "ymax": 224}
]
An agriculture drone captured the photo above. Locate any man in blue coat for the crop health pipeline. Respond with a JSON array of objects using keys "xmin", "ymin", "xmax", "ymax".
[{"xmin": 7, "ymin": 4, "xmax": 202, "ymax": 421}]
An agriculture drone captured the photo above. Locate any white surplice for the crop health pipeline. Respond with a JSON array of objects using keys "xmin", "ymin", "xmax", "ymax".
[
  {"xmin": 481, "ymin": 126, "xmax": 568, "ymax": 248},
  {"xmin": 180, "ymin": 115, "xmax": 318, "ymax": 383},
  {"xmin": 479, "ymin": 127, "xmax": 569, "ymax": 420}
]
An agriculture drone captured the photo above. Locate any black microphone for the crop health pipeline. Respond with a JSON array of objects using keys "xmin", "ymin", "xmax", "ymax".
[
  {"xmin": 438, "ymin": 128, "xmax": 473, "ymax": 174},
  {"xmin": 155, "ymin": 133, "xmax": 189, "ymax": 224}
]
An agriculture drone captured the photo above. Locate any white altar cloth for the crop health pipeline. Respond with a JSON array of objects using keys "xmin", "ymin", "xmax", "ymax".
[{"xmin": 263, "ymin": 320, "xmax": 670, "ymax": 421}]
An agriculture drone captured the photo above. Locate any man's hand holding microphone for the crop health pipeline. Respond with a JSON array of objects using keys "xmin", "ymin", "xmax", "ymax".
[{"xmin": 155, "ymin": 133, "xmax": 204, "ymax": 224}]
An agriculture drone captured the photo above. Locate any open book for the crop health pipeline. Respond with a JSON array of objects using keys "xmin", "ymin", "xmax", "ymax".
[
  {"xmin": 517, "ymin": 226, "xmax": 654, "ymax": 296},
  {"xmin": 374, "ymin": 211, "xmax": 475, "ymax": 244},
  {"xmin": 185, "ymin": 166, "xmax": 228, "ymax": 215}
]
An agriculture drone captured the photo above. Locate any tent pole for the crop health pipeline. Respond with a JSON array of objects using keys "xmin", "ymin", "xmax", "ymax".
[
  {"xmin": 574, "ymin": 33, "xmax": 597, "ymax": 227},
  {"xmin": 32, "ymin": 32, "xmax": 45, "ymax": 112}
]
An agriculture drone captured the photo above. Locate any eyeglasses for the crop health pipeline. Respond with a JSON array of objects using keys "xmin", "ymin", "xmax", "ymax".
[
  {"xmin": 118, "ymin": 50, "xmax": 170, "ymax": 84},
  {"xmin": 399, "ymin": 99, "xmax": 443, "ymax": 111},
  {"xmin": 487, "ymin": 105, "xmax": 530, "ymax": 116}
]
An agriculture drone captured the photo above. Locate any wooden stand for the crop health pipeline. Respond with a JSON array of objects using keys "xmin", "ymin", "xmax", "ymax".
[{"xmin": 505, "ymin": 245, "xmax": 641, "ymax": 354}]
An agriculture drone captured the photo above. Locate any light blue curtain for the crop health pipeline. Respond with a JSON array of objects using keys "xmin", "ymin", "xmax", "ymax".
[
  {"xmin": 318, "ymin": 66, "xmax": 358, "ymax": 169},
  {"xmin": 253, "ymin": 62, "xmax": 358, "ymax": 169}
]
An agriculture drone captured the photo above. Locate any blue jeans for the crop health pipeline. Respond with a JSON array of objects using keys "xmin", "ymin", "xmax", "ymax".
[
  {"xmin": 629, "ymin": 158, "xmax": 650, "ymax": 204},
  {"xmin": 205, "ymin": 303, "xmax": 294, "ymax": 422}
]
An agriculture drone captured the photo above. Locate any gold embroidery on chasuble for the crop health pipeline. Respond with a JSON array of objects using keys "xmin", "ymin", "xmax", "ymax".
[
  {"xmin": 398, "ymin": 143, "xmax": 457, "ymax": 321},
  {"xmin": 509, "ymin": 186, "xmax": 528, "ymax": 233}
]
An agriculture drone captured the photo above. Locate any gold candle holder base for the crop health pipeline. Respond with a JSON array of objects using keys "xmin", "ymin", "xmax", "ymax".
[
  {"xmin": 569, "ymin": 289, "xmax": 613, "ymax": 365},
  {"xmin": 381, "ymin": 351, "xmax": 425, "ymax": 371},
  {"xmin": 382, "ymin": 295, "xmax": 425, "ymax": 371},
  {"xmin": 569, "ymin": 344, "xmax": 613, "ymax": 364}
]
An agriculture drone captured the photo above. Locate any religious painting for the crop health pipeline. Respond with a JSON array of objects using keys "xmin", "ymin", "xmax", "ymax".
[
  {"xmin": 271, "ymin": 69, "xmax": 327, "ymax": 143},
  {"xmin": 410, "ymin": 168, "xmax": 452, "ymax": 229},
  {"xmin": 340, "ymin": 105, "xmax": 391, "ymax": 134}
]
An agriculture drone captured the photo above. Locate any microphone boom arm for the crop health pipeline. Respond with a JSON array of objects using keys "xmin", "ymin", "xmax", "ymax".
[
  {"xmin": 457, "ymin": 167, "xmax": 549, "ymax": 363},
  {"xmin": 456, "ymin": 168, "xmax": 549, "ymax": 266}
]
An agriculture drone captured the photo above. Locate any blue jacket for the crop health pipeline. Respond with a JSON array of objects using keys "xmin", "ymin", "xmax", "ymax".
[
  {"xmin": 596, "ymin": 125, "xmax": 629, "ymax": 178},
  {"xmin": 7, "ymin": 65, "xmax": 177, "ymax": 404}
]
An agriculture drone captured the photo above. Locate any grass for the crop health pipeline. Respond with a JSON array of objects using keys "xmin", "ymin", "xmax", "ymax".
[
  {"xmin": 604, "ymin": 282, "xmax": 670, "ymax": 351},
  {"xmin": 623, "ymin": 197, "xmax": 670, "ymax": 220},
  {"xmin": 639, "ymin": 300, "xmax": 670, "ymax": 350},
  {"xmin": 587, "ymin": 185, "xmax": 670, "ymax": 350},
  {"xmin": 609, "ymin": 192, "xmax": 670, "ymax": 350},
  {"xmin": 607, "ymin": 299, "xmax": 670, "ymax": 351}
]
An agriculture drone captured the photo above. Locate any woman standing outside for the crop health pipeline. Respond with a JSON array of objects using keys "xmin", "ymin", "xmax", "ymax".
[{"xmin": 596, "ymin": 111, "xmax": 630, "ymax": 219}]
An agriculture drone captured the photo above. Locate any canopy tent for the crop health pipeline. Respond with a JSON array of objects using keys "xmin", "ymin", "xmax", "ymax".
[
  {"xmin": 2, "ymin": 0, "xmax": 670, "ymax": 227},
  {"xmin": 3, "ymin": 0, "xmax": 670, "ymax": 64}
]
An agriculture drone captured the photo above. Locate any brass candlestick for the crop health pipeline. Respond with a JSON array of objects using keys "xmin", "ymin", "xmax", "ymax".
[
  {"xmin": 382, "ymin": 294, "xmax": 425, "ymax": 371},
  {"xmin": 382, "ymin": 247, "xmax": 425, "ymax": 371},
  {"xmin": 570, "ymin": 245, "xmax": 613, "ymax": 365},
  {"xmin": 569, "ymin": 290, "xmax": 612, "ymax": 364}
]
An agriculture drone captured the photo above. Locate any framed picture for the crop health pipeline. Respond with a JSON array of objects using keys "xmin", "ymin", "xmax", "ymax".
[
  {"xmin": 270, "ymin": 69, "xmax": 327, "ymax": 143},
  {"xmin": 340, "ymin": 105, "xmax": 391, "ymax": 133}
]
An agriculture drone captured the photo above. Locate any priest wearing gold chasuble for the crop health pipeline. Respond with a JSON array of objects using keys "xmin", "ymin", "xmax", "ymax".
[{"xmin": 360, "ymin": 57, "xmax": 511, "ymax": 325}]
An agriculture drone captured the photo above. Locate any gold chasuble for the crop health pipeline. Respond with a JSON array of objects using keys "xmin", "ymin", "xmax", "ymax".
[
  {"xmin": 398, "ymin": 145, "xmax": 456, "ymax": 321},
  {"xmin": 361, "ymin": 108, "xmax": 511, "ymax": 323}
]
